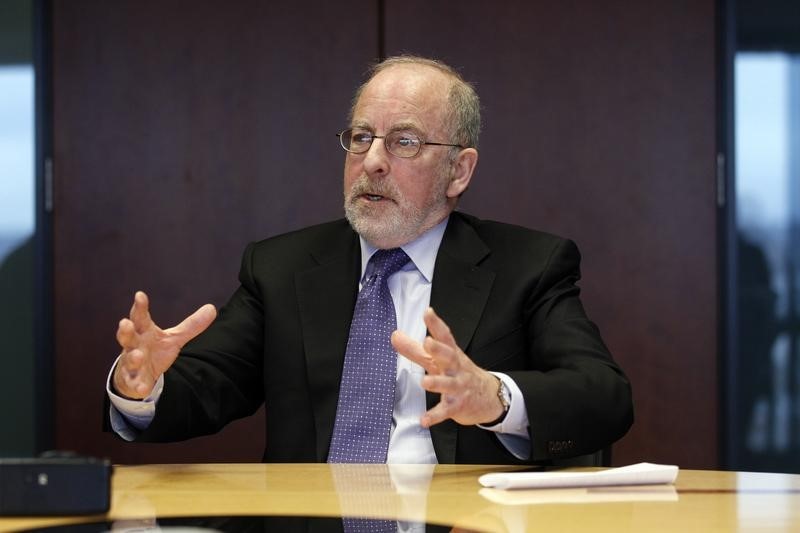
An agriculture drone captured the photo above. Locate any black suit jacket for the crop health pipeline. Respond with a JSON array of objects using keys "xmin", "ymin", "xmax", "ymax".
[{"xmin": 135, "ymin": 212, "xmax": 633, "ymax": 464}]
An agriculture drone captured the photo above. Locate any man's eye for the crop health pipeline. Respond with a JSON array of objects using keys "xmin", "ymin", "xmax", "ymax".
[
  {"xmin": 393, "ymin": 134, "xmax": 420, "ymax": 147},
  {"xmin": 351, "ymin": 132, "xmax": 372, "ymax": 144}
]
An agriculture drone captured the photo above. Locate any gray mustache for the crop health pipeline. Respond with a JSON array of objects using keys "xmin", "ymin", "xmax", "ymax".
[{"xmin": 348, "ymin": 177, "xmax": 398, "ymax": 199}]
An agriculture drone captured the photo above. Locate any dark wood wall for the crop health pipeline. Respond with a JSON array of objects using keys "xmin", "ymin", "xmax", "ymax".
[{"xmin": 51, "ymin": 0, "xmax": 718, "ymax": 468}]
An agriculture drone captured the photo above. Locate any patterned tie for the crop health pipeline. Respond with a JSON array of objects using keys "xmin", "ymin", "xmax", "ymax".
[{"xmin": 328, "ymin": 248, "xmax": 410, "ymax": 463}]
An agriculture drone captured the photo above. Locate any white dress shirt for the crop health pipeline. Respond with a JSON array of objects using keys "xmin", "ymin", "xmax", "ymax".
[{"xmin": 108, "ymin": 216, "xmax": 531, "ymax": 461}]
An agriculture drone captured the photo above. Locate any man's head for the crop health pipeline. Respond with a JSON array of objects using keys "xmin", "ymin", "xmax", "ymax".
[{"xmin": 342, "ymin": 56, "xmax": 480, "ymax": 249}]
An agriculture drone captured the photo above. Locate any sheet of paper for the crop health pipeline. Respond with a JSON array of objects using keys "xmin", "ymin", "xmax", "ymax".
[
  {"xmin": 479, "ymin": 484, "xmax": 679, "ymax": 505},
  {"xmin": 478, "ymin": 462, "xmax": 679, "ymax": 490}
]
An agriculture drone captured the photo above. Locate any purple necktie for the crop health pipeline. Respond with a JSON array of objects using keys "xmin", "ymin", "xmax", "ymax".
[{"xmin": 328, "ymin": 248, "xmax": 410, "ymax": 463}]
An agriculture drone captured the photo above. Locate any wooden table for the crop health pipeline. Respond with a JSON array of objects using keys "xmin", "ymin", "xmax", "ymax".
[{"xmin": 2, "ymin": 463, "xmax": 800, "ymax": 532}]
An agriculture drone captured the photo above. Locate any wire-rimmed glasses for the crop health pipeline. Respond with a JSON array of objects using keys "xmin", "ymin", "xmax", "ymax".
[{"xmin": 336, "ymin": 128, "xmax": 463, "ymax": 158}]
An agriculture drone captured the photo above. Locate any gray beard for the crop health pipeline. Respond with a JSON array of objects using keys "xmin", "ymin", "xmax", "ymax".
[
  {"xmin": 343, "ymin": 172, "xmax": 452, "ymax": 248},
  {"xmin": 344, "ymin": 198, "xmax": 426, "ymax": 248}
]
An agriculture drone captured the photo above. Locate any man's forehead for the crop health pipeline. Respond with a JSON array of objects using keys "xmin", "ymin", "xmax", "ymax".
[
  {"xmin": 365, "ymin": 64, "xmax": 450, "ymax": 97},
  {"xmin": 352, "ymin": 65, "xmax": 450, "ymax": 127}
]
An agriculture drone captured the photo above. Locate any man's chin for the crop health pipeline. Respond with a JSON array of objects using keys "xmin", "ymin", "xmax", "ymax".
[{"xmin": 346, "ymin": 213, "xmax": 415, "ymax": 249}]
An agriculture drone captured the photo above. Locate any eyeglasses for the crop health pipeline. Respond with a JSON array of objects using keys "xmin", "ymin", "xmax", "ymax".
[{"xmin": 336, "ymin": 128, "xmax": 463, "ymax": 158}]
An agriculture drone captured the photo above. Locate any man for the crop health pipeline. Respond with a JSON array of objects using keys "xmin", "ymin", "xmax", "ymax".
[{"xmin": 108, "ymin": 56, "xmax": 633, "ymax": 465}]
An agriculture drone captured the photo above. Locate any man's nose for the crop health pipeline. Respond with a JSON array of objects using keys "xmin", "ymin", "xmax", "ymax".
[{"xmin": 362, "ymin": 137, "xmax": 390, "ymax": 177}]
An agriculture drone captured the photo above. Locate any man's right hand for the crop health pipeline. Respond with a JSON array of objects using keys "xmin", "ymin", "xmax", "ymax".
[{"xmin": 113, "ymin": 290, "xmax": 217, "ymax": 399}]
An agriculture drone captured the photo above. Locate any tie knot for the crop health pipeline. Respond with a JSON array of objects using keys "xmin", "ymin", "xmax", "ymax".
[{"xmin": 369, "ymin": 248, "xmax": 409, "ymax": 278}]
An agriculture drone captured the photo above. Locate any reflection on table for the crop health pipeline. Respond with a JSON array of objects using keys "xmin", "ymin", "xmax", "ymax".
[{"xmin": 2, "ymin": 463, "xmax": 800, "ymax": 532}]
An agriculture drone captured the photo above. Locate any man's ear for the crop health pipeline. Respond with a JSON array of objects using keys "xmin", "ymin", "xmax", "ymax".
[{"xmin": 446, "ymin": 148, "xmax": 478, "ymax": 198}]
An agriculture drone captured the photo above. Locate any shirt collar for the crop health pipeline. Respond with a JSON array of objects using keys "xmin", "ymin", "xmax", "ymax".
[{"xmin": 359, "ymin": 216, "xmax": 449, "ymax": 283}]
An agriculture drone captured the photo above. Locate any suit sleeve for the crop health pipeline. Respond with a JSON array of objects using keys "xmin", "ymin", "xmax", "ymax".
[{"xmin": 507, "ymin": 238, "xmax": 633, "ymax": 461}]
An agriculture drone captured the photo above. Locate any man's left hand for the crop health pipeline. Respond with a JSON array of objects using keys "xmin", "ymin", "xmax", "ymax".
[{"xmin": 391, "ymin": 307, "xmax": 505, "ymax": 428}]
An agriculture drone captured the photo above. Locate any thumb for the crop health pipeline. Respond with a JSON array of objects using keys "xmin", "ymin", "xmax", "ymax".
[{"xmin": 168, "ymin": 303, "xmax": 217, "ymax": 346}]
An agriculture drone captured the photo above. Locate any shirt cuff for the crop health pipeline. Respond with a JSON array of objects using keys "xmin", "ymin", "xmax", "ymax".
[
  {"xmin": 478, "ymin": 372, "xmax": 531, "ymax": 459},
  {"xmin": 106, "ymin": 356, "xmax": 163, "ymax": 438}
]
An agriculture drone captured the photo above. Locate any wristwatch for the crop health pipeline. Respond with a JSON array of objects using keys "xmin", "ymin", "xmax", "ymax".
[{"xmin": 486, "ymin": 376, "xmax": 511, "ymax": 426}]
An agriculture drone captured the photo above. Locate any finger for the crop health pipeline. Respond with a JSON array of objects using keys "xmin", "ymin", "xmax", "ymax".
[
  {"xmin": 421, "ymin": 401, "xmax": 453, "ymax": 428},
  {"xmin": 423, "ymin": 307, "xmax": 458, "ymax": 347},
  {"xmin": 420, "ymin": 374, "xmax": 461, "ymax": 395},
  {"xmin": 116, "ymin": 318, "xmax": 137, "ymax": 349},
  {"xmin": 115, "ymin": 350, "xmax": 149, "ymax": 393},
  {"xmin": 133, "ymin": 380, "xmax": 154, "ymax": 397},
  {"xmin": 422, "ymin": 335, "xmax": 459, "ymax": 373},
  {"xmin": 167, "ymin": 303, "xmax": 217, "ymax": 346},
  {"xmin": 113, "ymin": 349, "xmax": 151, "ymax": 398},
  {"xmin": 391, "ymin": 330, "xmax": 438, "ymax": 373},
  {"xmin": 129, "ymin": 291, "xmax": 154, "ymax": 333},
  {"xmin": 117, "ymin": 370, "xmax": 154, "ymax": 400},
  {"xmin": 121, "ymin": 348, "xmax": 146, "ymax": 371}
]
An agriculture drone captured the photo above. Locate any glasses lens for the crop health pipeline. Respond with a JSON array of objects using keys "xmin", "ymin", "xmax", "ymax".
[
  {"xmin": 385, "ymin": 131, "xmax": 421, "ymax": 158},
  {"xmin": 341, "ymin": 129, "xmax": 373, "ymax": 153}
]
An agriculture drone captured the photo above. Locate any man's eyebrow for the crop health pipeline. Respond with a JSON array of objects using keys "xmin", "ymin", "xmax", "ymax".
[
  {"xmin": 349, "ymin": 121, "xmax": 423, "ymax": 134},
  {"xmin": 388, "ymin": 121, "xmax": 422, "ymax": 133},
  {"xmin": 350, "ymin": 120, "xmax": 373, "ymax": 130}
]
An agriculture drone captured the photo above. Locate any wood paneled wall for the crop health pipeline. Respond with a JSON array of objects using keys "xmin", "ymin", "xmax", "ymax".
[
  {"xmin": 382, "ymin": 1, "xmax": 718, "ymax": 468},
  {"xmin": 51, "ymin": 0, "xmax": 718, "ymax": 467},
  {"xmin": 51, "ymin": 0, "xmax": 378, "ymax": 463}
]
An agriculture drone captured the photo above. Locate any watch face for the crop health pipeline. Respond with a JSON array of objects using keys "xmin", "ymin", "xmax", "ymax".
[{"xmin": 498, "ymin": 381, "xmax": 511, "ymax": 410}]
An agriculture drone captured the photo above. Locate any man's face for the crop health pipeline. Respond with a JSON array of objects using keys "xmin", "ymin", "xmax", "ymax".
[{"xmin": 343, "ymin": 65, "xmax": 457, "ymax": 249}]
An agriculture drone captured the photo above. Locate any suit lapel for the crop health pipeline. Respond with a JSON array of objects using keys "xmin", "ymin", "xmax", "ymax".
[
  {"xmin": 428, "ymin": 213, "xmax": 495, "ymax": 463},
  {"xmin": 295, "ymin": 228, "xmax": 360, "ymax": 462}
]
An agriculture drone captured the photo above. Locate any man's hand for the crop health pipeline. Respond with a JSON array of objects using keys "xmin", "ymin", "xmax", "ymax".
[
  {"xmin": 113, "ymin": 290, "xmax": 217, "ymax": 400},
  {"xmin": 391, "ymin": 307, "xmax": 504, "ymax": 428}
]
